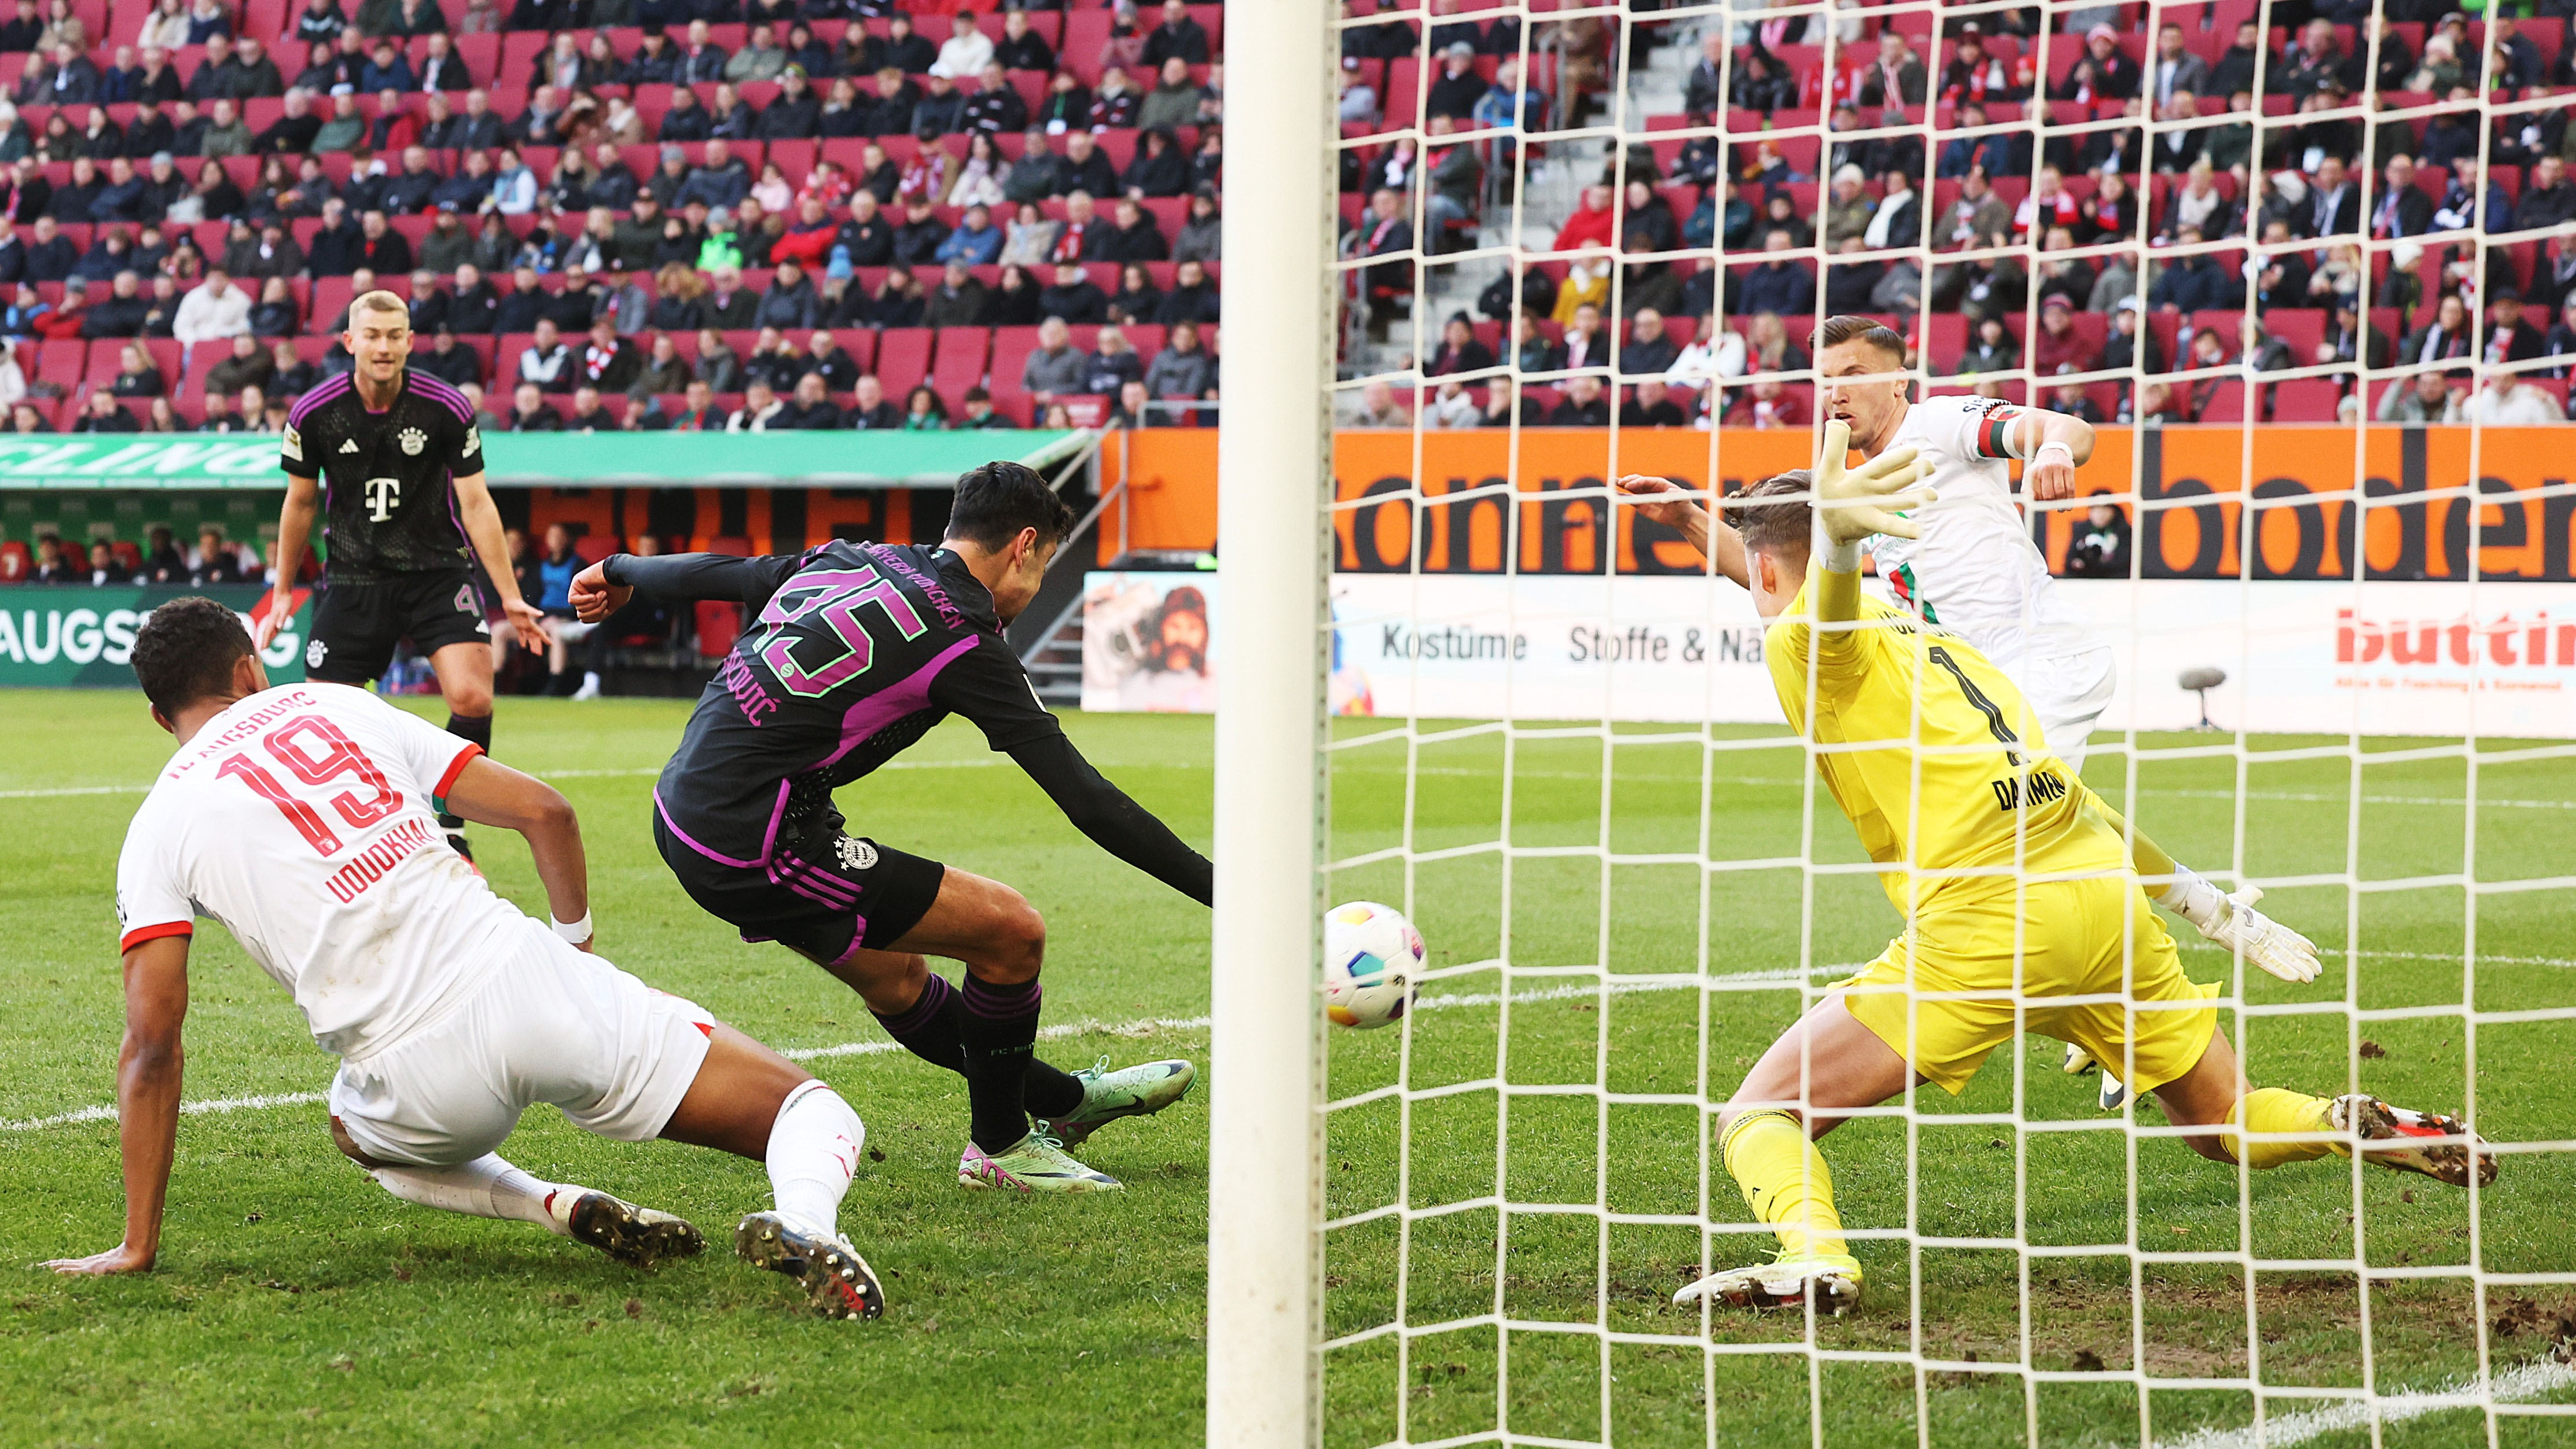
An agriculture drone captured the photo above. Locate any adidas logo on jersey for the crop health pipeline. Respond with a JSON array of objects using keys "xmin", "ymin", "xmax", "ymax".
[{"xmin": 339, "ymin": 438, "xmax": 360, "ymax": 453}]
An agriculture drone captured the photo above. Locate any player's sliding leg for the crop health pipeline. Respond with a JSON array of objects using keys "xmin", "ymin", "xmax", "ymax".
[
  {"xmin": 659, "ymin": 1023, "xmax": 885, "ymax": 1320},
  {"xmin": 426, "ymin": 641, "xmax": 498, "ymax": 863},
  {"xmin": 331, "ymin": 1118, "xmax": 706, "ymax": 1271},
  {"xmin": 833, "ymin": 943, "xmax": 1196, "ymax": 1150},
  {"xmin": 811, "ymin": 867, "xmax": 1123, "ymax": 1193},
  {"xmin": 2150, "ymin": 1028, "xmax": 2498, "ymax": 1188},
  {"xmin": 1675, "ymin": 994, "xmax": 1917, "ymax": 1317}
]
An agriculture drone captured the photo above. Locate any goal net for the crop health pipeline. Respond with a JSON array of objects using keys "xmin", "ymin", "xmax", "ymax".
[{"xmin": 1210, "ymin": 1, "xmax": 2576, "ymax": 1447}]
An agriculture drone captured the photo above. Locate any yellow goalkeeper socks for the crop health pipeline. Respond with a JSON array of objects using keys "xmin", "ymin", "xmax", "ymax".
[
  {"xmin": 2224, "ymin": 1088, "xmax": 2338, "ymax": 1168},
  {"xmin": 1721, "ymin": 1109, "xmax": 1848, "ymax": 1261}
]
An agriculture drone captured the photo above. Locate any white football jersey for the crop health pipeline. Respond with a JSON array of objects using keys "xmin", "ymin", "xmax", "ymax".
[
  {"xmin": 1864, "ymin": 394, "xmax": 2085, "ymax": 674},
  {"xmin": 116, "ymin": 682, "xmax": 537, "ymax": 1060}
]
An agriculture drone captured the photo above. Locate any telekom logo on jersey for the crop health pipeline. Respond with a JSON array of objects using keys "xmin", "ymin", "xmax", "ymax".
[{"xmin": 365, "ymin": 477, "xmax": 402, "ymax": 522}]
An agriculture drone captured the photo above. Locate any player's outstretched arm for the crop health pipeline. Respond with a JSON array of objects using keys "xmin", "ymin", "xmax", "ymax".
[
  {"xmin": 443, "ymin": 755, "xmax": 594, "ymax": 947},
  {"xmin": 1008, "ymin": 735, "xmax": 1213, "ymax": 906},
  {"xmin": 2001, "ymin": 407, "xmax": 2097, "ymax": 502},
  {"xmin": 253, "ymin": 473, "xmax": 322, "ymax": 649},
  {"xmin": 2079, "ymin": 790, "xmax": 2321, "ymax": 984},
  {"xmin": 46, "ymin": 936, "xmax": 190, "ymax": 1275},
  {"xmin": 454, "ymin": 471, "xmax": 547, "ymax": 650},
  {"xmin": 571, "ymin": 551, "xmax": 804, "ymax": 623},
  {"xmin": 1614, "ymin": 475, "xmax": 1749, "ymax": 587}
]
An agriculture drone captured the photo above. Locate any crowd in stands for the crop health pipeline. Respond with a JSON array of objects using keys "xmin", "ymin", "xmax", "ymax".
[
  {"xmin": 0, "ymin": 0, "xmax": 1230, "ymax": 432},
  {"xmin": 1337, "ymin": 0, "xmax": 2576, "ymax": 428},
  {"xmin": 6, "ymin": 520, "xmax": 262, "ymax": 582}
]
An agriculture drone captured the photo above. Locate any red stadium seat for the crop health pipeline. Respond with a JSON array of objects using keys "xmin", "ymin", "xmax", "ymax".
[
  {"xmin": 694, "ymin": 600, "xmax": 741, "ymax": 659},
  {"xmin": 929, "ymin": 326, "xmax": 989, "ymax": 398},
  {"xmin": 2268, "ymin": 378, "xmax": 2344, "ymax": 422},
  {"xmin": 873, "ymin": 328, "xmax": 932, "ymax": 393}
]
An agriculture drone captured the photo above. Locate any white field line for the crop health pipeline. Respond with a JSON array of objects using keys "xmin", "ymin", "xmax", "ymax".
[
  {"xmin": 0, "ymin": 759, "xmax": 1013, "ymax": 800},
  {"xmin": 10, "ymin": 760, "xmax": 2572, "ymax": 811},
  {"xmin": 9, "ymin": 940, "xmax": 2572, "ymax": 1132},
  {"xmin": 2155, "ymin": 1359, "xmax": 2576, "ymax": 1449},
  {"xmin": 0, "ymin": 973, "xmax": 1791, "ymax": 1134}
]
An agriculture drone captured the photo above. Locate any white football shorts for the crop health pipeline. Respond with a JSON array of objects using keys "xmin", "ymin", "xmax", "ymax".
[
  {"xmin": 2019, "ymin": 642, "xmax": 2118, "ymax": 773},
  {"xmin": 328, "ymin": 922, "xmax": 715, "ymax": 1167}
]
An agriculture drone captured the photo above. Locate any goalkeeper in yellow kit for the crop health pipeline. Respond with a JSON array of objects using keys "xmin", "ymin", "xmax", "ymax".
[{"xmin": 1662, "ymin": 424, "xmax": 2498, "ymax": 1317}]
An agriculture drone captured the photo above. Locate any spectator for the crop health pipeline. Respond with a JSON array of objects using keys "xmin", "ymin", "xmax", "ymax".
[
  {"xmin": 28, "ymin": 532, "xmax": 75, "ymax": 582},
  {"xmin": 956, "ymin": 385, "xmax": 1010, "ymax": 429},
  {"xmin": 505, "ymin": 378, "xmax": 561, "ymax": 431},
  {"xmin": 2147, "ymin": 231, "xmax": 2239, "ymax": 312},
  {"xmin": 1107, "ymin": 262, "xmax": 1162, "ymax": 326},
  {"xmin": 846, "ymin": 373, "xmax": 901, "ymax": 429},
  {"xmin": 74, "ymin": 390, "xmax": 138, "ymax": 433},
  {"xmin": 83, "ymin": 270, "xmax": 151, "ymax": 338},
  {"xmin": 2031, "ymin": 297, "xmax": 2098, "ymax": 374},
  {"xmin": 899, "ymin": 382, "xmax": 949, "ymax": 432},
  {"xmin": 2483, "ymin": 288, "xmax": 2548, "ymax": 367},
  {"xmin": 771, "ymin": 371, "xmax": 838, "ymax": 430},
  {"xmin": 1338, "ymin": 378, "xmax": 1405, "ymax": 429},
  {"xmin": 1174, "ymin": 189, "xmax": 1219, "ymax": 264},
  {"xmin": 1547, "ymin": 375, "xmax": 1609, "ymax": 426},
  {"xmin": 517, "ymin": 316, "xmax": 570, "ymax": 390},
  {"xmin": 1424, "ymin": 377, "xmax": 1478, "ymax": 430},
  {"xmin": 2398, "ymin": 293, "xmax": 2474, "ymax": 367},
  {"xmin": 1619, "ymin": 378, "xmax": 1687, "ymax": 428},
  {"xmin": 1426, "ymin": 313, "xmax": 1494, "ymax": 377},
  {"xmin": 755, "ymin": 255, "xmax": 821, "ymax": 329},
  {"xmin": 1145, "ymin": 318, "xmax": 1214, "ymax": 399},
  {"xmin": 1737, "ymin": 229, "xmax": 1814, "ymax": 319},
  {"xmin": 2516, "ymin": 156, "xmax": 2576, "ymax": 233},
  {"xmin": 2374, "ymin": 369, "xmax": 2464, "ymax": 424},
  {"xmin": 1724, "ymin": 377, "xmax": 1806, "ymax": 428},
  {"xmin": 108, "ymin": 339, "xmax": 164, "ymax": 396},
  {"xmin": 1039, "ymin": 260, "xmax": 1108, "ymax": 325},
  {"xmin": 84, "ymin": 538, "xmax": 135, "ymax": 586},
  {"xmin": 1022, "ymin": 316, "xmax": 1087, "ymax": 403},
  {"xmin": 923, "ymin": 259, "xmax": 991, "ymax": 328},
  {"xmin": 171, "ymin": 267, "xmax": 248, "ymax": 342},
  {"xmin": 2061, "ymin": 498, "xmax": 2132, "ymax": 578},
  {"xmin": 1083, "ymin": 324, "xmax": 1144, "ymax": 396},
  {"xmin": 1619, "ymin": 308, "xmax": 1680, "ymax": 376}
]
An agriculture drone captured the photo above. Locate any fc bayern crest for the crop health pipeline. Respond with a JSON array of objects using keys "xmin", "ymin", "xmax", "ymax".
[{"xmin": 399, "ymin": 426, "xmax": 428, "ymax": 455}]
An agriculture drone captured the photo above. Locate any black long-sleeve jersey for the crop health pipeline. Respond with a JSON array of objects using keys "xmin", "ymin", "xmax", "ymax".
[{"xmin": 608, "ymin": 540, "xmax": 1211, "ymax": 905}]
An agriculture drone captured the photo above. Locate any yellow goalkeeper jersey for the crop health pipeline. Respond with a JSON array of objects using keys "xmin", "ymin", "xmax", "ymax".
[{"xmin": 1765, "ymin": 562, "xmax": 2127, "ymax": 916}]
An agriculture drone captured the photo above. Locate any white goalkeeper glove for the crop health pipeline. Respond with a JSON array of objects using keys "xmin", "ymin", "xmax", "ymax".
[
  {"xmin": 1812, "ymin": 419, "xmax": 1938, "ymax": 551},
  {"xmin": 2159, "ymin": 870, "xmax": 2322, "ymax": 984}
]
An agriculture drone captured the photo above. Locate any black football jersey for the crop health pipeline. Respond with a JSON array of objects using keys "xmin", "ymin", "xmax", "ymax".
[
  {"xmin": 281, "ymin": 368, "xmax": 486, "ymax": 582},
  {"xmin": 618, "ymin": 541, "xmax": 1067, "ymax": 866}
]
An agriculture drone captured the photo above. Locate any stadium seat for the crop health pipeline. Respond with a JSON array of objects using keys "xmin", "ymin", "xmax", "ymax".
[
  {"xmin": 2268, "ymin": 378, "xmax": 2343, "ymax": 422},
  {"xmin": 0, "ymin": 540, "xmax": 25, "ymax": 582},
  {"xmin": 694, "ymin": 600, "xmax": 741, "ymax": 660}
]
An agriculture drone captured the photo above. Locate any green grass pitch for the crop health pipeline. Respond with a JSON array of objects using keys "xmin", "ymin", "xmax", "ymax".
[{"xmin": 1, "ymin": 689, "xmax": 2570, "ymax": 1447}]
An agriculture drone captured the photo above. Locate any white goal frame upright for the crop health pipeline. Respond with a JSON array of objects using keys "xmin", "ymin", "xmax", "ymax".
[{"xmin": 1208, "ymin": 3, "xmax": 1335, "ymax": 1447}]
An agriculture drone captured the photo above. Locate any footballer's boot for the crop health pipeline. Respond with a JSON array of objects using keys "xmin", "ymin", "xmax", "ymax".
[
  {"xmin": 2061, "ymin": 1043, "xmax": 2130, "ymax": 1112},
  {"xmin": 438, "ymin": 813, "xmax": 476, "ymax": 868},
  {"xmin": 1673, "ymin": 1252, "xmax": 1864, "ymax": 1317},
  {"xmin": 957, "ymin": 1132, "xmax": 1124, "ymax": 1194},
  {"xmin": 2331, "ymin": 1094, "xmax": 2499, "ymax": 1188},
  {"xmin": 1034, "ymin": 1056, "xmax": 1197, "ymax": 1148},
  {"xmin": 557, "ymin": 1189, "xmax": 704, "ymax": 1271},
  {"xmin": 734, "ymin": 1211, "xmax": 884, "ymax": 1321}
]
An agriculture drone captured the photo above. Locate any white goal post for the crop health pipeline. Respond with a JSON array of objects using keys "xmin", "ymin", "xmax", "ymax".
[{"xmin": 1207, "ymin": 2, "xmax": 1335, "ymax": 1447}]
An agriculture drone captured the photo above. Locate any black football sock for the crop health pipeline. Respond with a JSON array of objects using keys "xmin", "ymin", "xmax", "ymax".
[
  {"xmin": 440, "ymin": 712, "xmax": 493, "ymax": 832},
  {"xmin": 957, "ymin": 970, "xmax": 1042, "ymax": 1151},
  {"xmin": 870, "ymin": 971, "xmax": 1086, "ymax": 1118},
  {"xmin": 872, "ymin": 970, "xmax": 965, "ymax": 1071}
]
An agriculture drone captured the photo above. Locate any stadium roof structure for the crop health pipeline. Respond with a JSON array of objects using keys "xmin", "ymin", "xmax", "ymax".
[{"xmin": 0, "ymin": 431, "xmax": 1094, "ymax": 491}]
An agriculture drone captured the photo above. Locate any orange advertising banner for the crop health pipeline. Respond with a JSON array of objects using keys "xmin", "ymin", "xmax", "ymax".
[{"xmin": 1103, "ymin": 426, "xmax": 2576, "ymax": 582}]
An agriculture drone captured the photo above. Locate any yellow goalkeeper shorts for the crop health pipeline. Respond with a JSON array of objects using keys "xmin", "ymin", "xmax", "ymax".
[{"xmin": 1832, "ymin": 876, "xmax": 2221, "ymax": 1098}]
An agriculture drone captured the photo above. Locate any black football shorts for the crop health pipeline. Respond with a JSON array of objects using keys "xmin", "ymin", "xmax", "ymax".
[
  {"xmin": 304, "ymin": 568, "xmax": 490, "ymax": 685},
  {"xmin": 654, "ymin": 810, "xmax": 947, "ymax": 968}
]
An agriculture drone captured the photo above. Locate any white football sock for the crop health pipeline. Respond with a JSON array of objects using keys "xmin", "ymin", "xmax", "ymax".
[
  {"xmin": 369, "ymin": 1153, "xmax": 578, "ymax": 1238},
  {"xmin": 766, "ymin": 1079, "xmax": 863, "ymax": 1240}
]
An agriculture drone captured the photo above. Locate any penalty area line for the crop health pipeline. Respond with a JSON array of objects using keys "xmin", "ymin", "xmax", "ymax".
[{"xmin": 2154, "ymin": 1359, "xmax": 2576, "ymax": 1449}]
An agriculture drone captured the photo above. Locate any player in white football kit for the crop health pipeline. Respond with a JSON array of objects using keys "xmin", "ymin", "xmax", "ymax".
[
  {"xmin": 1615, "ymin": 317, "xmax": 2322, "ymax": 1106},
  {"xmin": 45, "ymin": 598, "xmax": 887, "ymax": 1320}
]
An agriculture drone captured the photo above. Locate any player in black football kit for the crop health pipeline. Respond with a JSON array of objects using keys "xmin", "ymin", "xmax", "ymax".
[
  {"xmin": 253, "ymin": 290, "xmax": 547, "ymax": 860},
  {"xmin": 569, "ymin": 462, "xmax": 1210, "ymax": 1194}
]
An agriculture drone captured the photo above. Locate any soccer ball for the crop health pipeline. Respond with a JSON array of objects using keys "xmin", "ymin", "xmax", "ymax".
[{"xmin": 1322, "ymin": 900, "xmax": 1423, "ymax": 1030}]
